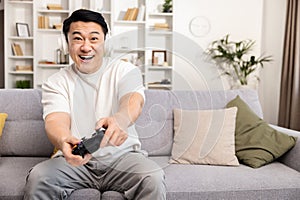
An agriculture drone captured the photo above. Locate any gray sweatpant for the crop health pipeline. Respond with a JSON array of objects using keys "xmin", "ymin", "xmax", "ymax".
[{"xmin": 23, "ymin": 152, "xmax": 166, "ymax": 200}]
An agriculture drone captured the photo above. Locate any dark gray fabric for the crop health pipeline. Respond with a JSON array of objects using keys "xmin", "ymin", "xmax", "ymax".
[
  {"xmin": 101, "ymin": 191, "xmax": 125, "ymax": 200},
  {"xmin": 67, "ymin": 189, "xmax": 100, "ymax": 200}
]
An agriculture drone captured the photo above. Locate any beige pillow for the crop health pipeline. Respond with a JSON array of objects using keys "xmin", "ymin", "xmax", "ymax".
[
  {"xmin": 170, "ymin": 107, "xmax": 239, "ymax": 166},
  {"xmin": 0, "ymin": 113, "xmax": 8, "ymax": 138}
]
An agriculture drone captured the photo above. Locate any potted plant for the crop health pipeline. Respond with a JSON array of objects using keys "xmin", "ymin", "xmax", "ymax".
[
  {"xmin": 205, "ymin": 34, "xmax": 272, "ymax": 88},
  {"xmin": 162, "ymin": 0, "xmax": 172, "ymax": 13}
]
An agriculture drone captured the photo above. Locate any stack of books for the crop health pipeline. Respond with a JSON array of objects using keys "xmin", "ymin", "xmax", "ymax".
[
  {"xmin": 15, "ymin": 65, "xmax": 33, "ymax": 72},
  {"xmin": 153, "ymin": 23, "xmax": 170, "ymax": 31},
  {"xmin": 123, "ymin": 5, "xmax": 145, "ymax": 21},
  {"xmin": 38, "ymin": 16, "xmax": 49, "ymax": 29}
]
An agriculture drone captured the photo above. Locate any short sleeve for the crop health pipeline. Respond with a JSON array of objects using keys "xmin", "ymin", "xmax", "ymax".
[
  {"xmin": 118, "ymin": 67, "xmax": 145, "ymax": 101},
  {"xmin": 42, "ymin": 78, "xmax": 71, "ymax": 120}
]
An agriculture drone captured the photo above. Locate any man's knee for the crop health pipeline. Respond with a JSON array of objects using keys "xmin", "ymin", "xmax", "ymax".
[{"xmin": 143, "ymin": 168, "xmax": 166, "ymax": 192}]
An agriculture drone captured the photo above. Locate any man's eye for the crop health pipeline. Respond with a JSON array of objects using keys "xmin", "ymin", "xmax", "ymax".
[
  {"xmin": 91, "ymin": 37, "xmax": 99, "ymax": 41},
  {"xmin": 74, "ymin": 37, "xmax": 82, "ymax": 40}
]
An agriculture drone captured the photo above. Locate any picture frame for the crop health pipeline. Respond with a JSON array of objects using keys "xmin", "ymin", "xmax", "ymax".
[
  {"xmin": 16, "ymin": 23, "xmax": 30, "ymax": 37},
  {"xmin": 152, "ymin": 50, "xmax": 167, "ymax": 66}
]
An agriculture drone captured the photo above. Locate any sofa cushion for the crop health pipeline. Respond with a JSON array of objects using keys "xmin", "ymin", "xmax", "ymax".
[
  {"xmin": 170, "ymin": 107, "xmax": 239, "ymax": 166},
  {"xmin": 226, "ymin": 95, "xmax": 297, "ymax": 168},
  {"xmin": 0, "ymin": 157, "xmax": 48, "ymax": 199},
  {"xmin": 0, "ymin": 113, "xmax": 8, "ymax": 138},
  {"xmin": 0, "ymin": 89, "xmax": 54, "ymax": 157}
]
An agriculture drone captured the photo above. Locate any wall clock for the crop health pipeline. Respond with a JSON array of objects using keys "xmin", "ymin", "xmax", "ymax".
[{"xmin": 189, "ymin": 16, "xmax": 211, "ymax": 37}]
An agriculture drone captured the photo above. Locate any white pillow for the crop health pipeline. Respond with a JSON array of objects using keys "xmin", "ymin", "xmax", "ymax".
[{"xmin": 170, "ymin": 107, "xmax": 239, "ymax": 166}]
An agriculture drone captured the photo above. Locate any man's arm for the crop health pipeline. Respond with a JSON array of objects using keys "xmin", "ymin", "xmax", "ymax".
[
  {"xmin": 45, "ymin": 112, "xmax": 92, "ymax": 166},
  {"xmin": 96, "ymin": 92, "xmax": 144, "ymax": 147}
]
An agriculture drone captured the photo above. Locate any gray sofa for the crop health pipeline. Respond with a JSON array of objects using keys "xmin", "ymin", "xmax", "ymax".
[{"xmin": 0, "ymin": 89, "xmax": 299, "ymax": 200}]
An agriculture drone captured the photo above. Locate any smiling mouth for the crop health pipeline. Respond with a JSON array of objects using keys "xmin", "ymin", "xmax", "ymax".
[{"xmin": 79, "ymin": 55, "xmax": 94, "ymax": 61}]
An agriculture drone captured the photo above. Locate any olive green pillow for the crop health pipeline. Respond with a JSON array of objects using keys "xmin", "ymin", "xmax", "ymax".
[{"xmin": 226, "ymin": 95, "xmax": 297, "ymax": 168}]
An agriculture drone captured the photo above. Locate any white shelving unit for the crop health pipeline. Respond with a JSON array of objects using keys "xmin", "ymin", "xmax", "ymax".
[
  {"xmin": 4, "ymin": 0, "xmax": 34, "ymax": 88},
  {"xmin": 145, "ymin": 0, "xmax": 173, "ymax": 90},
  {"xmin": 4, "ymin": 0, "xmax": 174, "ymax": 90}
]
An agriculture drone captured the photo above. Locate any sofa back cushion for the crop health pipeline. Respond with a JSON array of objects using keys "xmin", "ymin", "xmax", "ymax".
[
  {"xmin": 136, "ymin": 89, "xmax": 263, "ymax": 156},
  {"xmin": 0, "ymin": 89, "xmax": 262, "ymax": 158},
  {"xmin": 0, "ymin": 89, "xmax": 53, "ymax": 157}
]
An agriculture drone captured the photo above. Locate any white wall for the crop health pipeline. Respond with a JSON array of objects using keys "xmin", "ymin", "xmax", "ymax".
[
  {"xmin": 173, "ymin": 0, "xmax": 286, "ymax": 124},
  {"xmin": 260, "ymin": 0, "xmax": 287, "ymax": 124},
  {"xmin": 173, "ymin": 0, "xmax": 264, "ymax": 90}
]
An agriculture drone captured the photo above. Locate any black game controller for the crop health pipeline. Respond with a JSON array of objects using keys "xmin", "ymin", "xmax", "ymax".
[{"xmin": 72, "ymin": 128, "xmax": 106, "ymax": 158}]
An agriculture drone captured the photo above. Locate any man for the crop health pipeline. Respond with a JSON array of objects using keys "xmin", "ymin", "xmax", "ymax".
[{"xmin": 23, "ymin": 9, "xmax": 166, "ymax": 200}]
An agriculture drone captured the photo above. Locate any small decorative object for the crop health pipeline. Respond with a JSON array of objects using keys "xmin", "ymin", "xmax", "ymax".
[
  {"xmin": 16, "ymin": 23, "xmax": 30, "ymax": 37},
  {"xmin": 152, "ymin": 50, "xmax": 167, "ymax": 66},
  {"xmin": 205, "ymin": 34, "xmax": 272, "ymax": 87},
  {"xmin": 162, "ymin": 0, "xmax": 172, "ymax": 13},
  {"xmin": 46, "ymin": 4, "xmax": 63, "ymax": 10}
]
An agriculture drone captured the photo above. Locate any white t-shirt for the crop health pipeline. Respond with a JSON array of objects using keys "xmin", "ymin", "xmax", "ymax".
[{"xmin": 42, "ymin": 58, "xmax": 145, "ymax": 165}]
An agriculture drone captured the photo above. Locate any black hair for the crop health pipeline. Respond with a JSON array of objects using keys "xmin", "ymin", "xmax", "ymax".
[{"xmin": 63, "ymin": 9, "xmax": 109, "ymax": 43}]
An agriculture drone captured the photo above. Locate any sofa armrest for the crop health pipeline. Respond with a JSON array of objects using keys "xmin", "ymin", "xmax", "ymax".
[{"xmin": 269, "ymin": 124, "xmax": 300, "ymax": 172}]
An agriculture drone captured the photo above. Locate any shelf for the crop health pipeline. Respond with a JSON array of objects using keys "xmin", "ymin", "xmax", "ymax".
[
  {"xmin": 148, "ymin": 12, "xmax": 173, "ymax": 17},
  {"xmin": 8, "ymin": 56, "xmax": 34, "ymax": 59},
  {"xmin": 148, "ymin": 30, "xmax": 173, "ymax": 35},
  {"xmin": 8, "ymin": 36, "xmax": 34, "ymax": 40},
  {"xmin": 37, "ymin": 9, "xmax": 69, "ymax": 14},
  {"xmin": 148, "ymin": 66, "xmax": 173, "ymax": 70},
  {"xmin": 8, "ymin": 0, "xmax": 33, "ymax": 4},
  {"xmin": 114, "ymin": 20, "xmax": 146, "ymax": 25},
  {"xmin": 114, "ymin": 48, "xmax": 146, "ymax": 53},
  {"xmin": 38, "ymin": 64, "xmax": 68, "ymax": 68},
  {"xmin": 9, "ymin": 71, "xmax": 34, "ymax": 75},
  {"xmin": 37, "ymin": 29, "xmax": 62, "ymax": 33}
]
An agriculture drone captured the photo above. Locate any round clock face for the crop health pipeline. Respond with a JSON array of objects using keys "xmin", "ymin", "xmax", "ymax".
[{"xmin": 189, "ymin": 16, "xmax": 211, "ymax": 37}]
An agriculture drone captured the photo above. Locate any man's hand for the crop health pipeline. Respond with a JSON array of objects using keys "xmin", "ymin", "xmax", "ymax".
[
  {"xmin": 95, "ymin": 116, "xmax": 128, "ymax": 147},
  {"xmin": 61, "ymin": 135, "xmax": 92, "ymax": 166},
  {"xmin": 45, "ymin": 112, "xmax": 92, "ymax": 166},
  {"xmin": 95, "ymin": 92, "xmax": 144, "ymax": 148}
]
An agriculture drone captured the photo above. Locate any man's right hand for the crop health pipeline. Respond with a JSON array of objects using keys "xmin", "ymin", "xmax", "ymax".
[
  {"xmin": 61, "ymin": 135, "xmax": 92, "ymax": 166},
  {"xmin": 45, "ymin": 112, "xmax": 92, "ymax": 166}
]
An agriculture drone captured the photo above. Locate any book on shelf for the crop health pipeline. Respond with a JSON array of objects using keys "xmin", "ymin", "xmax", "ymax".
[
  {"xmin": 153, "ymin": 23, "xmax": 170, "ymax": 30},
  {"xmin": 38, "ymin": 16, "xmax": 49, "ymax": 29},
  {"xmin": 15, "ymin": 65, "xmax": 33, "ymax": 72},
  {"xmin": 123, "ymin": 7, "xmax": 139, "ymax": 21},
  {"xmin": 11, "ymin": 43, "xmax": 23, "ymax": 56},
  {"xmin": 47, "ymin": 4, "xmax": 63, "ymax": 10}
]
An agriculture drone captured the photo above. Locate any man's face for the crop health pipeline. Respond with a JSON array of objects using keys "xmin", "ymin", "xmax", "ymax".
[{"xmin": 68, "ymin": 21, "xmax": 105, "ymax": 74}]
